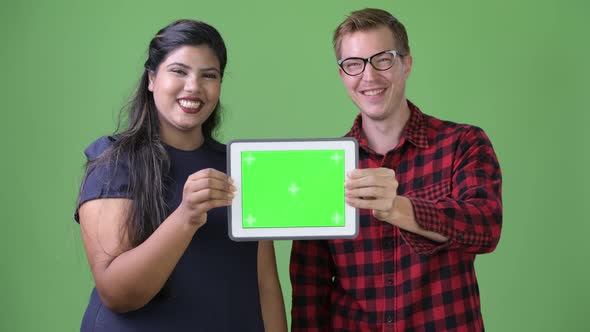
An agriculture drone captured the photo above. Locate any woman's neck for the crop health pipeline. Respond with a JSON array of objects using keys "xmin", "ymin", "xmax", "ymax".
[{"xmin": 160, "ymin": 129, "xmax": 204, "ymax": 151}]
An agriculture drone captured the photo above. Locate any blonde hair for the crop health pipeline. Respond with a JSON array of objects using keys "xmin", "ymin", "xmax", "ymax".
[{"xmin": 333, "ymin": 8, "xmax": 410, "ymax": 58}]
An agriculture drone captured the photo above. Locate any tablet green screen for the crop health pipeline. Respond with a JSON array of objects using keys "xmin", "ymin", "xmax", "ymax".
[{"xmin": 241, "ymin": 150, "xmax": 346, "ymax": 228}]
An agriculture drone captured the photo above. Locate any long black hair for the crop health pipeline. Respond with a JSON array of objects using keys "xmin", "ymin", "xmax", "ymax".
[{"xmin": 87, "ymin": 19, "xmax": 227, "ymax": 248}]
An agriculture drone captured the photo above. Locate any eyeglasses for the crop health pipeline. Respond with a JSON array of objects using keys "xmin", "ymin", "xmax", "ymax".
[{"xmin": 338, "ymin": 49, "xmax": 403, "ymax": 76}]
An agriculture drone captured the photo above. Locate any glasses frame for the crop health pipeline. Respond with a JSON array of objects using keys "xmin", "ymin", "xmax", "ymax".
[{"xmin": 337, "ymin": 49, "xmax": 403, "ymax": 76}]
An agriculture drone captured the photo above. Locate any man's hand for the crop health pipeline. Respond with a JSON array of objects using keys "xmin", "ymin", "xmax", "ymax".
[
  {"xmin": 345, "ymin": 167, "xmax": 399, "ymax": 221},
  {"xmin": 345, "ymin": 167, "xmax": 448, "ymax": 243}
]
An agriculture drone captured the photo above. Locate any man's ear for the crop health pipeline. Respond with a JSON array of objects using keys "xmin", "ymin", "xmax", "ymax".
[
  {"xmin": 402, "ymin": 54, "xmax": 413, "ymax": 79},
  {"xmin": 147, "ymin": 71, "xmax": 155, "ymax": 92}
]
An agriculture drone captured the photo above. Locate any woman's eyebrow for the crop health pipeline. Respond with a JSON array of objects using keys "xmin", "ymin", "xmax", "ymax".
[
  {"xmin": 166, "ymin": 63, "xmax": 219, "ymax": 73},
  {"xmin": 166, "ymin": 62, "xmax": 191, "ymax": 69}
]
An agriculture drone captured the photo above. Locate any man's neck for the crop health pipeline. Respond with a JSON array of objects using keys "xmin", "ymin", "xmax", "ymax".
[{"xmin": 361, "ymin": 101, "xmax": 411, "ymax": 155}]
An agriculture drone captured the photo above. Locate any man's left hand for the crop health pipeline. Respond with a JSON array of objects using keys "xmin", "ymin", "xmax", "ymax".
[{"xmin": 345, "ymin": 167, "xmax": 399, "ymax": 221}]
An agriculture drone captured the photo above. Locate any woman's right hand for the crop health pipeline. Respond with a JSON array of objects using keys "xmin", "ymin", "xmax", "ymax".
[{"xmin": 178, "ymin": 168, "xmax": 236, "ymax": 227}]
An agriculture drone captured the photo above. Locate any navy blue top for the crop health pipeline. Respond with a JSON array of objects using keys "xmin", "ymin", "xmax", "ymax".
[{"xmin": 77, "ymin": 136, "xmax": 263, "ymax": 332}]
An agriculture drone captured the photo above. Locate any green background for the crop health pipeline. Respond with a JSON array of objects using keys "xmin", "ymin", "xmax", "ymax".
[
  {"xmin": 241, "ymin": 150, "xmax": 345, "ymax": 228},
  {"xmin": 1, "ymin": 0, "xmax": 588, "ymax": 331}
]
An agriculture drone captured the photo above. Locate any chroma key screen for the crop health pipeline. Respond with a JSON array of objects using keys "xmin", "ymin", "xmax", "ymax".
[{"xmin": 240, "ymin": 149, "xmax": 346, "ymax": 228}]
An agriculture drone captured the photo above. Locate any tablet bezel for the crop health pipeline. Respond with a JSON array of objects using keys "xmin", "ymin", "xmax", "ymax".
[{"xmin": 227, "ymin": 138, "xmax": 358, "ymax": 241}]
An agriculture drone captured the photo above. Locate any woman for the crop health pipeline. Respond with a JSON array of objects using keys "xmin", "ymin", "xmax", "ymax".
[{"xmin": 75, "ymin": 19, "xmax": 287, "ymax": 331}]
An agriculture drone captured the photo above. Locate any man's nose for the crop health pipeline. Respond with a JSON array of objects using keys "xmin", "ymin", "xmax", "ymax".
[{"xmin": 362, "ymin": 62, "xmax": 379, "ymax": 81}]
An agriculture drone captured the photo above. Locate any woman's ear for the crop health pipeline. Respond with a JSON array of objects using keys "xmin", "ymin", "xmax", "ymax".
[{"xmin": 148, "ymin": 71, "xmax": 155, "ymax": 92}]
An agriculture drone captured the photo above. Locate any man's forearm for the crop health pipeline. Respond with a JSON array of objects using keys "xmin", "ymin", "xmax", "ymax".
[{"xmin": 386, "ymin": 195, "xmax": 448, "ymax": 243}]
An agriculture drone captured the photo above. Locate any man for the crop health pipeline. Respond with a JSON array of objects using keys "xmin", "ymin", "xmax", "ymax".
[{"xmin": 290, "ymin": 8, "xmax": 502, "ymax": 332}]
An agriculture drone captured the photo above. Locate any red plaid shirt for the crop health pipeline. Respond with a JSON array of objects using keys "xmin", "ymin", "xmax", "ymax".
[{"xmin": 290, "ymin": 101, "xmax": 502, "ymax": 332}]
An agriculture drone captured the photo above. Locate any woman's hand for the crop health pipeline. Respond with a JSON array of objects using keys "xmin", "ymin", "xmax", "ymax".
[{"xmin": 178, "ymin": 168, "xmax": 236, "ymax": 227}]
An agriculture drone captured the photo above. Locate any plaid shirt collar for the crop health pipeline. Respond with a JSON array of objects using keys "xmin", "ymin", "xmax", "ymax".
[{"xmin": 346, "ymin": 100, "xmax": 430, "ymax": 153}]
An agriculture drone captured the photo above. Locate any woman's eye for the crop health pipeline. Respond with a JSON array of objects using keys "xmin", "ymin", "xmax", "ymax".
[
  {"xmin": 171, "ymin": 69, "xmax": 187, "ymax": 75},
  {"xmin": 203, "ymin": 73, "xmax": 219, "ymax": 79}
]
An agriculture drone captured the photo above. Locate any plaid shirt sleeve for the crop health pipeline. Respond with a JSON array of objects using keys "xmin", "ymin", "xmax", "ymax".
[
  {"xmin": 401, "ymin": 126, "xmax": 503, "ymax": 255},
  {"xmin": 289, "ymin": 239, "xmax": 335, "ymax": 332}
]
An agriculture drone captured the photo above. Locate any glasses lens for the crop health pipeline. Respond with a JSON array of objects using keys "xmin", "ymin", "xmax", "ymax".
[
  {"xmin": 341, "ymin": 59, "xmax": 365, "ymax": 75},
  {"xmin": 371, "ymin": 52, "xmax": 395, "ymax": 71}
]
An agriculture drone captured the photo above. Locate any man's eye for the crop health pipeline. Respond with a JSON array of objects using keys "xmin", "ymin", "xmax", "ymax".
[{"xmin": 345, "ymin": 62, "xmax": 362, "ymax": 69}]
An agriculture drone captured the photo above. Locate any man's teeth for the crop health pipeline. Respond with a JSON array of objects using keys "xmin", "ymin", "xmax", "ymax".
[
  {"xmin": 179, "ymin": 100, "xmax": 202, "ymax": 109},
  {"xmin": 363, "ymin": 89, "xmax": 384, "ymax": 96}
]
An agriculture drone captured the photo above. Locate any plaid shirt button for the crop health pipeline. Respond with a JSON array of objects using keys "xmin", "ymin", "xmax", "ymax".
[{"xmin": 386, "ymin": 313, "xmax": 394, "ymax": 323}]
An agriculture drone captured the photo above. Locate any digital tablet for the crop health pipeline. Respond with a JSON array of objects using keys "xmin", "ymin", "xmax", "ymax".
[{"xmin": 227, "ymin": 138, "xmax": 358, "ymax": 241}]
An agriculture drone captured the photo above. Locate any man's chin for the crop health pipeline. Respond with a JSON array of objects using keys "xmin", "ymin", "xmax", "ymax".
[{"xmin": 360, "ymin": 109, "xmax": 390, "ymax": 122}]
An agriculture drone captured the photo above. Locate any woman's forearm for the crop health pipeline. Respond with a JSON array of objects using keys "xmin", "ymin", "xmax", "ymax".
[{"xmin": 258, "ymin": 241, "xmax": 287, "ymax": 332}]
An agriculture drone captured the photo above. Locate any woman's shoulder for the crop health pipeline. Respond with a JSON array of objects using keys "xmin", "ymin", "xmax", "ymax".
[
  {"xmin": 205, "ymin": 138, "xmax": 226, "ymax": 153},
  {"xmin": 84, "ymin": 135, "xmax": 118, "ymax": 161}
]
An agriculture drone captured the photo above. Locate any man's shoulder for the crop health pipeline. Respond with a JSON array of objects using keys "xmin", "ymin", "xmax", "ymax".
[{"xmin": 422, "ymin": 112, "xmax": 486, "ymax": 138}]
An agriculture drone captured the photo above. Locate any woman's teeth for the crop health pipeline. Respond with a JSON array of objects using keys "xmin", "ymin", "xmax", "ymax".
[{"xmin": 179, "ymin": 100, "xmax": 202, "ymax": 109}]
